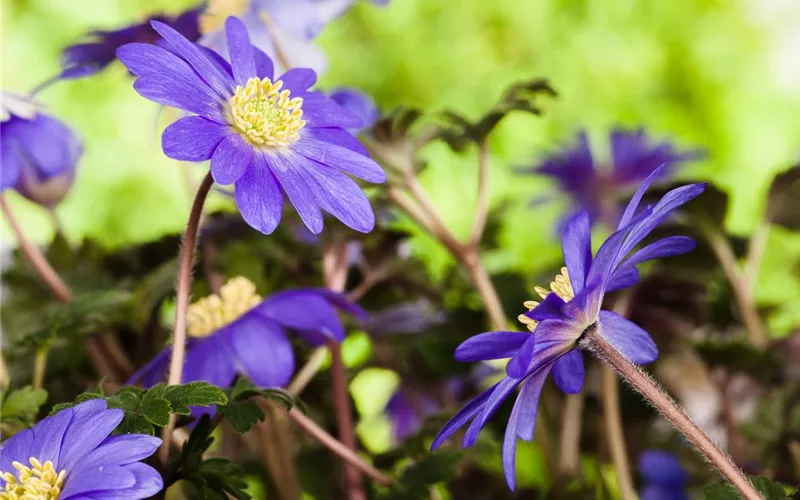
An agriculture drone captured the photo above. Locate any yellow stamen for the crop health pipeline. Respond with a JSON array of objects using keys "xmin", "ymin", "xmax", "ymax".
[
  {"xmin": 518, "ymin": 267, "xmax": 574, "ymax": 332},
  {"xmin": 0, "ymin": 457, "xmax": 66, "ymax": 500},
  {"xmin": 228, "ymin": 77, "xmax": 305, "ymax": 148},
  {"xmin": 199, "ymin": 0, "xmax": 250, "ymax": 34},
  {"xmin": 187, "ymin": 277, "xmax": 262, "ymax": 337}
]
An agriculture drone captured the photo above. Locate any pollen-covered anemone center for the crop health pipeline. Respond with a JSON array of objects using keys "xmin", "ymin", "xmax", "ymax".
[
  {"xmin": 518, "ymin": 267, "xmax": 574, "ymax": 332},
  {"xmin": 228, "ymin": 77, "xmax": 305, "ymax": 148},
  {"xmin": 199, "ymin": 0, "xmax": 250, "ymax": 34},
  {"xmin": 0, "ymin": 457, "xmax": 66, "ymax": 500},
  {"xmin": 187, "ymin": 277, "xmax": 262, "ymax": 337}
]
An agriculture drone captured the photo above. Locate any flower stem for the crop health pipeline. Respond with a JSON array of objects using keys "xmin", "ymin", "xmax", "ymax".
[
  {"xmin": 32, "ymin": 347, "xmax": 48, "ymax": 391},
  {"xmin": 558, "ymin": 391, "xmax": 584, "ymax": 476},
  {"xmin": 460, "ymin": 246, "xmax": 509, "ymax": 330},
  {"xmin": 160, "ymin": 172, "xmax": 214, "ymax": 462},
  {"xmin": 600, "ymin": 367, "xmax": 636, "ymax": 500},
  {"xmin": 468, "ymin": 141, "xmax": 491, "ymax": 246},
  {"xmin": 323, "ymin": 242, "xmax": 366, "ymax": 500},
  {"xmin": 288, "ymin": 408, "xmax": 392, "ymax": 486},
  {"xmin": 583, "ymin": 325, "xmax": 763, "ymax": 500},
  {"xmin": 0, "ymin": 352, "xmax": 10, "ymax": 391}
]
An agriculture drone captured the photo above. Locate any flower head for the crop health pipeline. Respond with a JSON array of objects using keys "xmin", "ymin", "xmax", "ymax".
[
  {"xmin": 0, "ymin": 399, "xmax": 162, "ymax": 499},
  {"xmin": 1, "ymin": 92, "xmax": 82, "ymax": 207},
  {"xmin": 129, "ymin": 277, "xmax": 365, "ymax": 412},
  {"xmin": 117, "ymin": 17, "xmax": 386, "ymax": 235},
  {"xmin": 521, "ymin": 129, "xmax": 702, "ymax": 227},
  {"xmin": 638, "ymin": 450, "xmax": 690, "ymax": 500},
  {"xmin": 431, "ymin": 166, "xmax": 705, "ymax": 490},
  {"xmin": 60, "ymin": 8, "xmax": 201, "ymax": 80}
]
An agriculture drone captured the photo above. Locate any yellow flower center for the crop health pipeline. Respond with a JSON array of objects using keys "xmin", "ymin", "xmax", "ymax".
[
  {"xmin": 518, "ymin": 267, "xmax": 575, "ymax": 332},
  {"xmin": 187, "ymin": 277, "xmax": 262, "ymax": 337},
  {"xmin": 228, "ymin": 77, "xmax": 305, "ymax": 148},
  {"xmin": 199, "ymin": 0, "xmax": 250, "ymax": 34},
  {"xmin": 0, "ymin": 458, "xmax": 66, "ymax": 500}
]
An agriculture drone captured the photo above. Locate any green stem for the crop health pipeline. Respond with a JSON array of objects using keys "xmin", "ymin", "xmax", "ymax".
[{"xmin": 32, "ymin": 347, "xmax": 49, "ymax": 391}]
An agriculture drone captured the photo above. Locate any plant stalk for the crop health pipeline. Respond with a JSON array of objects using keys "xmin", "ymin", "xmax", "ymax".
[{"xmin": 601, "ymin": 367, "xmax": 636, "ymax": 500}]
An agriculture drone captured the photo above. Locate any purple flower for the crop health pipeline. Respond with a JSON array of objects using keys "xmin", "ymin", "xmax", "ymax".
[
  {"xmin": 129, "ymin": 277, "xmax": 365, "ymax": 402},
  {"xmin": 521, "ymin": 129, "xmax": 701, "ymax": 227},
  {"xmin": 59, "ymin": 8, "xmax": 201, "ymax": 80},
  {"xmin": 1, "ymin": 92, "xmax": 82, "ymax": 207},
  {"xmin": 0, "ymin": 399, "xmax": 162, "ymax": 499},
  {"xmin": 117, "ymin": 17, "xmax": 386, "ymax": 235},
  {"xmin": 430, "ymin": 166, "xmax": 705, "ymax": 490},
  {"xmin": 638, "ymin": 450, "xmax": 690, "ymax": 500},
  {"xmin": 385, "ymin": 389, "xmax": 439, "ymax": 443},
  {"xmin": 329, "ymin": 88, "xmax": 380, "ymax": 135}
]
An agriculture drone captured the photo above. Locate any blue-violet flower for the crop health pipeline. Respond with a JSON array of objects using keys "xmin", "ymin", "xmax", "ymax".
[
  {"xmin": 1, "ymin": 92, "xmax": 82, "ymax": 207},
  {"xmin": 638, "ymin": 450, "xmax": 690, "ymax": 500},
  {"xmin": 431, "ymin": 166, "xmax": 705, "ymax": 490},
  {"xmin": 117, "ymin": 16, "xmax": 386, "ymax": 235},
  {"xmin": 0, "ymin": 399, "xmax": 162, "ymax": 499}
]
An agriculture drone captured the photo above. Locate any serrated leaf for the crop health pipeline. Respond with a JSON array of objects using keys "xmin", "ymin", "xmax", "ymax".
[
  {"xmin": 164, "ymin": 382, "xmax": 227, "ymax": 414},
  {"xmin": 108, "ymin": 390, "xmax": 143, "ymax": 413},
  {"xmin": 116, "ymin": 414, "xmax": 156, "ymax": 436},
  {"xmin": 49, "ymin": 393, "xmax": 106, "ymax": 415},
  {"xmin": 218, "ymin": 401, "xmax": 265, "ymax": 435},
  {"xmin": 1, "ymin": 386, "xmax": 48, "ymax": 419},
  {"xmin": 192, "ymin": 458, "xmax": 251, "ymax": 500},
  {"xmin": 229, "ymin": 378, "xmax": 261, "ymax": 402},
  {"xmin": 139, "ymin": 395, "xmax": 171, "ymax": 427}
]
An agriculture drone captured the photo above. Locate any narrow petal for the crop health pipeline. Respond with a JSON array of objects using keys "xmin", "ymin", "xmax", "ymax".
[
  {"xmin": 117, "ymin": 43, "xmax": 183, "ymax": 77},
  {"xmin": 292, "ymin": 136, "xmax": 386, "ymax": 183},
  {"xmin": 302, "ymin": 288, "xmax": 368, "ymax": 320},
  {"xmin": 279, "ymin": 68, "xmax": 317, "ymax": 93},
  {"xmin": 151, "ymin": 21, "xmax": 233, "ymax": 98},
  {"xmin": 302, "ymin": 158, "xmax": 376, "ymax": 233},
  {"xmin": 234, "ymin": 153, "xmax": 284, "ymax": 234},
  {"xmin": 605, "ymin": 267, "xmax": 639, "ymax": 293},
  {"xmin": 58, "ymin": 408, "xmax": 124, "ymax": 470},
  {"xmin": 526, "ymin": 293, "xmax": 568, "ymax": 322},
  {"xmin": 430, "ymin": 386, "xmax": 494, "ymax": 451},
  {"xmin": 615, "ymin": 236, "xmax": 696, "ymax": 276},
  {"xmin": 162, "ymin": 116, "xmax": 230, "ymax": 161},
  {"xmin": 60, "ymin": 465, "xmax": 136, "ymax": 498},
  {"xmin": 223, "ymin": 313, "xmax": 295, "ymax": 387},
  {"xmin": 0, "ymin": 428, "xmax": 33, "ymax": 484},
  {"xmin": 181, "ymin": 335, "xmax": 237, "ymax": 386},
  {"xmin": 253, "ymin": 47, "xmax": 274, "ymax": 80},
  {"xmin": 506, "ymin": 319, "xmax": 576, "ymax": 379},
  {"xmin": 463, "ymin": 377, "xmax": 520, "ymax": 447},
  {"xmin": 306, "ymin": 127, "xmax": 369, "ymax": 156},
  {"xmin": 551, "ymin": 349, "xmax": 585, "ymax": 394},
  {"xmin": 70, "ymin": 435, "xmax": 161, "ymax": 470},
  {"xmin": 300, "ymin": 94, "xmax": 363, "ymax": 129},
  {"xmin": 30, "ymin": 408, "xmax": 73, "ymax": 467},
  {"xmin": 265, "ymin": 152, "xmax": 324, "ymax": 234},
  {"xmin": 225, "ymin": 17, "xmax": 256, "ymax": 85},
  {"xmin": 134, "ymin": 73, "xmax": 224, "ymax": 122},
  {"xmin": 81, "ymin": 463, "xmax": 164, "ymax": 500},
  {"xmin": 211, "ymin": 134, "xmax": 253, "ymax": 185},
  {"xmin": 561, "ymin": 211, "xmax": 592, "ymax": 293},
  {"xmin": 585, "ymin": 206, "xmax": 653, "ymax": 291},
  {"xmin": 455, "ymin": 331, "xmax": 531, "ymax": 362},
  {"xmin": 597, "ymin": 310, "xmax": 658, "ymax": 364},
  {"xmin": 617, "ymin": 164, "xmax": 667, "ymax": 229},
  {"xmin": 255, "ymin": 290, "xmax": 347, "ymax": 343}
]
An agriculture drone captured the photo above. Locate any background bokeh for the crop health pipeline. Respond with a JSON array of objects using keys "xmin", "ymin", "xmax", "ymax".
[{"xmin": 5, "ymin": 0, "xmax": 800, "ymax": 335}]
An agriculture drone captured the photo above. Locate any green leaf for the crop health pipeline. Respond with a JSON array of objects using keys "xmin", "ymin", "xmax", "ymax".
[
  {"xmin": 381, "ymin": 450, "xmax": 462, "ymax": 499},
  {"xmin": 218, "ymin": 401, "xmax": 265, "ymax": 435},
  {"xmin": 1, "ymin": 386, "xmax": 48, "ymax": 420},
  {"xmin": 138, "ymin": 392, "xmax": 172, "ymax": 427},
  {"xmin": 163, "ymin": 381, "xmax": 228, "ymax": 414},
  {"xmin": 192, "ymin": 458, "xmax": 251, "ymax": 500}
]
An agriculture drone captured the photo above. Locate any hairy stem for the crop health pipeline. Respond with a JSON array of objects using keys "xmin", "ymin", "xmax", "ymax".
[
  {"xmin": 558, "ymin": 392, "xmax": 584, "ymax": 476},
  {"xmin": 460, "ymin": 246, "xmax": 508, "ymax": 330},
  {"xmin": 160, "ymin": 172, "xmax": 214, "ymax": 462},
  {"xmin": 583, "ymin": 326, "xmax": 763, "ymax": 500},
  {"xmin": 601, "ymin": 367, "xmax": 636, "ymax": 500},
  {"xmin": 288, "ymin": 408, "xmax": 391, "ymax": 486},
  {"xmin": 468, "ymin": 141, "xmax": 491, "ymax": 246}
]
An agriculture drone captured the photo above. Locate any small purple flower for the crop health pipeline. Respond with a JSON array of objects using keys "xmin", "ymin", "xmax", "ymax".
[
  {"xmin": 117, "ymin": 17, "xmax": 386, "ymax": 235},
  {"xmin": 129, "ymin": 277, "xmax": 365, "ymax": 410},
  {"xmin": 638, "ymin": 450, "xmax": 690, "ymax": 500},
  {"xmin": 0, "ymin": 399, "xmax": 162, "ymax": 499},
  {"xmin": 385, "ymin": 389, "xmax": 439, "ymax": 443},
  {"xmin": 1, "ymin": 92, "xmax": 82, "ymax": 207},
  {"xmin": 329, "ymin": 88, "xmax": 380, "ymax": 135},
  {"xmin": 59, "ymin": 8, "xmax": 201, "ymax": 80},
  {"xmin": 431, "ymin": 166, "xmax": 705, "ymax": 490},
  {"xmin": 521, "ymin": 129, "xmax": 701, "ymax": 227}
]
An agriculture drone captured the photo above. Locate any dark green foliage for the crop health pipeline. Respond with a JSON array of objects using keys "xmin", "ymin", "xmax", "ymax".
[
  {"xmin": 767, "ymin": 165, "xmax": 800, "ymax": 230},
  {"xmin": 379, "ymin": 450, "xmax": 463, "ymax": 499},
  {"xmin": 216, "ymin": 378, "xmax": 300, "ymax": 435}
]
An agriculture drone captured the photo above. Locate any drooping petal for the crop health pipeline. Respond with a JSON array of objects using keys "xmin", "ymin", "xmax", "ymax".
[
  {"xmin": 58, "ymin": 408, "xmax": 124, "ymax": 470},
  {"xmin": 302, "ymin": 158, "xmax": 376, "ymax": 233},
  {"xmin": 292, "ymin": 136, "xmax": 386, "ymax": 183},
  {"xmin": 265, "ymin": 152, "xmax": 323, "ymax": 234},
  {"xmin": 278, "ymin": 68, "xmax": 317, "ymax": 94},
  {"xmin": 60, "ymin": 464, "xmax": 136, "ymax": 498},
  {"xmin": 615, "ymin": 236, "xmax": 696, "ymax": 277},
  {"xmin": 455, "ymin": 331, "xmax": 531, "ymax": 362},
  {"xmin": 597, "ymin": 310, "xmax": 658, "ymax": 364},
  {"xmin": 551, "ymin": 349, "xmax": 585, "ymax": 394},
  {"xmin": 617, "ymin": 164, "xmax": 667, "ymax": 229},
  {"xmin": 211, "ymin": 134, "xmax": 253, "ymax": 185},
  {"xmin": 234, "ymin": 153, "xmax": 284, "ymax": 235},
  {"xmin": 463, "ymin": 377, "xmax": 520, "ymax": 447},
  {"xmin": 162, "ymin": 116, "xmax": 230, "ymax": 161},
  {"xmin": 430, "ymin": 386, "xmax": 494, "ymax": 451},
  {"xmin": 561, "ymin": 211, "xmax": 592, "ymax": 293},
  {"xmin": 151, "ymin": 20, "xmax": 233, "ymax": 98},
  {"xmin": 225, "ymin": 17, "xmax": 256, "ymax": 86},
  {"xmin": 133, "ymin": 73, "xmax": 224, "ymax": 122},
  {"xmin": 255, "ymin": 290, "xmax": 348, "ymax": 343},
  {"xmin": 223, "ymin": 313, "xmax": 295, "ymax": 387}
]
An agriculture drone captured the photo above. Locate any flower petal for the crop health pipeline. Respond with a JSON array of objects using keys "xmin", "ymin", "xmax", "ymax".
[
  {"xmin": 70, "ymin": 435, "xmax": 161, "ymax": 471},
  {"xmin": 58, "ymin": 408, "xmax": 124, "ymax": 470},
  {"xmin": 151, "ymin": 20, "xmax": 233, "ymax": 98},
  {"xmin": 80, "ymin": 463, "xmax": 164, "ymax": 500},
  {"xmin": 265, "ymin": 152, "xmax": 323, "ymax": 234},
  {"xmin": 617, "ymin": 164, "xmax": 667, "ymax": 229},
  {"xmin": 253, "ymin": 47, "xmax": 274, "ymax": 80},
  {"xmin": 182, "ymin": 335, "xmax": 237, "ymax": 386},
  {"xmin": 162, "ymin": 116, "xmax": 230, "ymax": 161},
  {"xmin": 506, "ymin": 319, "xmax": 576, "ymax": 379},
  {"xmin": 615, "ymin": 236, "xmax": 696, "ymax": 277},
  {"xmin": 211, "ymin": 134, "xmax": 253, "ymax": 185},
  {"xmin": 306, "ymin": 128, "xmax": 369, "ymax": 156},
  {"xmin": 463, "ymin": 377, "xmax": 520, "ymax": 447},
  {"xmin": 117, "ymin": 42, "xmax": 183, "ymax": 77},
  {"xmin": 279, "ymin": 68, "xmax": 317, "ymax": 94},
  {"xmin": 0, "ymin": 428, "xmax": 33, "ymax": 486},
  {"xmin": 234, "ymin": 153, "xmax": 284, "ymax": 235},
  {"xmin": 255, "ymin": 290, "xmax": 347, "ymax": 343},
  {"xmin": 301, "ymin": 157, "xmax": 376, "ymax": 233},
  {"xmin": 134, "ymin": 73, "xmax": 224, "ymax": 121},
  {"xmin": 223, "ymin": 313, "xmax": 295, "ymax": 387},
  {"xmin": 597, "ymin": 310, "xmax": 658, "ymax": 364},
  {"xmin": 225, "ymin": 17, "xmax": 256, "ymax": 86},
  {"xmin": 605, "ymin": 267, "xmax": 639, "ymax": 293},
  {"xmin": 430, "ymin": 385, "xmax": 494, "ymax": 451},
  {"xmin": 61, "ymin": 464, "xmax": 136, "ymax": 498},
  {"xmin": 300, "ymin": 94, "xmax": 363, "ymax": 129},
  {"xmin": 561, "ymin": 211, "xmax": 592, "ymax": 293},
  {"xmin": 30, "ymin": 407, "xmax": 73, "ymax": 467},
  {"xmin": 1, "ymin": 138, "xmax": 22, "ymax": 190},
  {"xmin": 551, "ymin": 349, "xmax": 585, "ymax": 394},
  {"xmin": 292, "ymin": 136, "xmax": 386, "ymax": 183},
  {"xmin": 455, "ymin": 331, "xmax": 531, "ymax": 362}
]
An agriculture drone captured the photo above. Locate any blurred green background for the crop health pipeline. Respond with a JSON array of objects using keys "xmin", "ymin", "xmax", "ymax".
[{"xmin": 3, "ymin": 0, "xmax": 800, "ymax": 333}]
